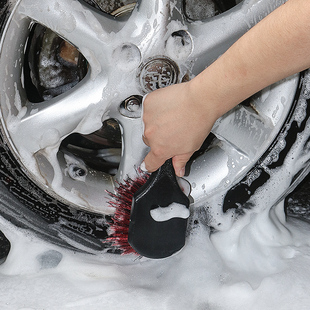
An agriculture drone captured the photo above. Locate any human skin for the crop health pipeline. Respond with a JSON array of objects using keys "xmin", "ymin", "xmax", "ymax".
[{"xmin": 142, "ymin": 0, "xmax": 310, "ymax": 177}]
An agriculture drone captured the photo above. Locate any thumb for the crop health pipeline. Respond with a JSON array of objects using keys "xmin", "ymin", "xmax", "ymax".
[
  {"xmin": 142, "ymin": 151, "xmax": 166, "ymax": 173},
  {"xmin": 172, "ymin": 153, "xmax": 193, "ymax": 177}
]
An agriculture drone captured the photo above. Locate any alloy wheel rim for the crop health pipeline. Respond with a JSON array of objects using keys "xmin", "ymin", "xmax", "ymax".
[{"xmin": 0, "ymin": 0, "xmax": 294, "ymax": 217}]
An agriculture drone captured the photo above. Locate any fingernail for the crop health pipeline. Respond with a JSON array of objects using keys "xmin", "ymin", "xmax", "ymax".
[
  {"xmin": 140, "ymin": 161, "xmax": 148, "ymax": 172},
  {"xmin": 179, "ymin": 167, "xmax": 185, "ymax": 177}
]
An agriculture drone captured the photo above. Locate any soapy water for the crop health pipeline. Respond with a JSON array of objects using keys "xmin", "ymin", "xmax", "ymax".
[{"xmin": 1, "ymin": 200, "xmax": 310, "ymax": 309}]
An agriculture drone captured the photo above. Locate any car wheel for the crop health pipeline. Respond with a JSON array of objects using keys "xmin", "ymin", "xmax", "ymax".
[{"xmin": 0, "ymin": 0, "xmax": 308, "ymax": 252}]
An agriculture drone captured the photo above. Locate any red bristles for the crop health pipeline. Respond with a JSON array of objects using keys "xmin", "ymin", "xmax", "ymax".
[{"xmin": 105, "ymin": 170, "xmax": 149, "ymax": 255}]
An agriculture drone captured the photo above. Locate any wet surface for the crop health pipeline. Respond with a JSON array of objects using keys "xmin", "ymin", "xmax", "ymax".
[{"xmin": 287, "ymin": 173, "xmax": 310, "ymax": 220}]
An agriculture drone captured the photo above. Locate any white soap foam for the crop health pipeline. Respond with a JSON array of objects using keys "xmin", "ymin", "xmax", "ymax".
[
  {"xmin": 0, "ymin": 209, "xmax": 310, "ymax": 310},
  {"xmin": 150, "ymin": 202, "xmax": 190, "ymax": 222}
]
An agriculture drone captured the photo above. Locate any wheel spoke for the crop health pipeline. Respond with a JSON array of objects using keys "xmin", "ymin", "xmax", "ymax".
[
  {"xmin": 133, "ymin": 0, "xmax": 180, "ymax": 22},
  {"xmin": 9, "ymin": 79, "xmax": 106, "ymax": 155},
  {"xmin": 187, "ymin": 0, "xmax": 286, "ymax": 75},
  {"xmin": 18, "ymin": 0, "xmax": 122, "ymax": 55},
  {"xmin": 115, "ymin": 117, "xmax": 148, "ymax": 182},
  {"xmin": 212, "ymin": 73, "xmax": 299, "ymax": 159},
  {"xmin": 126, "ymin": 0, "xmax": 185, "ymax": 54},
  {"xmin": 212, "ymin": 105, "xmax": 273, "ymax": 158},
  {"xmin": 185, "ymin": 142, "xmax": 251, "ymax": 202}
]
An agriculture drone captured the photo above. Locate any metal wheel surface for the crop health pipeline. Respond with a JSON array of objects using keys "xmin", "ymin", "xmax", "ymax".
[{"xmin": 0, "ymin": 0, "xmax": 309, "ymax": 251}]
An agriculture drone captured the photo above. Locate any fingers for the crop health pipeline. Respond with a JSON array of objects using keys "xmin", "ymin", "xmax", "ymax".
[
  {"xmin": 172, "ymin": 153, "xmax": 193, "ymax": 177},
  {"xmin": 142, "ymin": 151, "xmax": 166, "ymax": 173},
  {"xmin": 141, "ymin": 85, "xmax": 195, "ymax": 176},
  {"xmin": 142, "ymin": 151, "xmax": 193, "ymax": 178}
]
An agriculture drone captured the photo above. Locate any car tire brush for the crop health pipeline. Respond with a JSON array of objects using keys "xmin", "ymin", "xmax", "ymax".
[{"xmin": 106, "ymin": 159, "xmax": 190, "ymax": 259}]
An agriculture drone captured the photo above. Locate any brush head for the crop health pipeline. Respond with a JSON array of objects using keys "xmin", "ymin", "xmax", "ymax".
[
  {"xmin": 105, "ymin": 170, "xmax": 149, "ymax": 255},
  {"xmin": 128, "ymin": 159, "xmax": 190, "ymax": 259},
  {"xmin": 106, "ymin": 160, "xmax": 190, "ymax": 258}
]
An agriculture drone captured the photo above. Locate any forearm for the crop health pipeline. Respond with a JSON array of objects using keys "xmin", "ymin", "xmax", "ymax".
[
  {"xmin": 191, "ymin": 0, "xmax": 310, "ymax": 118},
  {"xmin": 142, "ymin": 0, "xmax": 310, "ymax": 175}
]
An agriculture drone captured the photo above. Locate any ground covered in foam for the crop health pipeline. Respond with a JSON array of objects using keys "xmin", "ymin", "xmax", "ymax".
[{"xmin": 0, "ymin": 205, "xmax": 310, "ymax": 310}]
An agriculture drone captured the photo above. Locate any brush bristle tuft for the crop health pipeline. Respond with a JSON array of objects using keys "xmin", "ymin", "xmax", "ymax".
[{"xmin": 105, "ymin": 170, "xmax": 149, "ymax": 255}]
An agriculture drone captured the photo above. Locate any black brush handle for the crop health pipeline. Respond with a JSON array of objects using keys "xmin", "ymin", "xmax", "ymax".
[{"xmin": 128, "ymin": 159, "xmax": 190, "ymax": 258}]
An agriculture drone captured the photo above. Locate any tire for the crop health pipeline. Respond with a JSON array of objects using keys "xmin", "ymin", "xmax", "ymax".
[{"xmin": 0, "ymin": 0, "xmax": 309, "ymax": 252}]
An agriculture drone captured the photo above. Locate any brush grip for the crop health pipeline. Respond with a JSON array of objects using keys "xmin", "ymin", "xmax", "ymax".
[{"xmin": 156, "ymin": 158, "xmax": 175, "ymax": 179}]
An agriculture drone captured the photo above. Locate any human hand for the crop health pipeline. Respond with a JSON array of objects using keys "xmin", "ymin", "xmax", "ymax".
[
  {"xmin": 142, "ymin": 0, "xmax": 310, "ymax": 178},
  {"xmin": 142, "ymin": 80, "xmax": 219, "ymax": 177}
]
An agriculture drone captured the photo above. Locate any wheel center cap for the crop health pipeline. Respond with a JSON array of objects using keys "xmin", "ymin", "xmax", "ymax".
[{"xmin": 138, "ymin": 57, "xmax": 179, "ymax": 93}]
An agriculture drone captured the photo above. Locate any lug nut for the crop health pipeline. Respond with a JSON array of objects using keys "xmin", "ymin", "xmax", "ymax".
[
  {"xmin": 120, "ymin": 95, "xmax": 143, "ymax": 118},
  {"xmin": 67, "ymin": 164, "xmax": 87, "ymax": 181},
  {"xmin": 125, "ymin": 97, "xmax": 140, "ymax": 112}
]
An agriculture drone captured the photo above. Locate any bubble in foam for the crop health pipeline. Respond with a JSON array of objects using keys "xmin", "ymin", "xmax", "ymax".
[
  {"xmin": 39, "ymin": 128, "xmax": 61, "ymax": 149},
  {"xmin": 294, "ymin": 99, "xmax": 307, "ymax": 125}
]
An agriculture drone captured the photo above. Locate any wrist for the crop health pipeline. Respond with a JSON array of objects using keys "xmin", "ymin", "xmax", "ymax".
[{"xmin": 187, "ymin": 73, "xmax": 226, "ymax": 123}]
